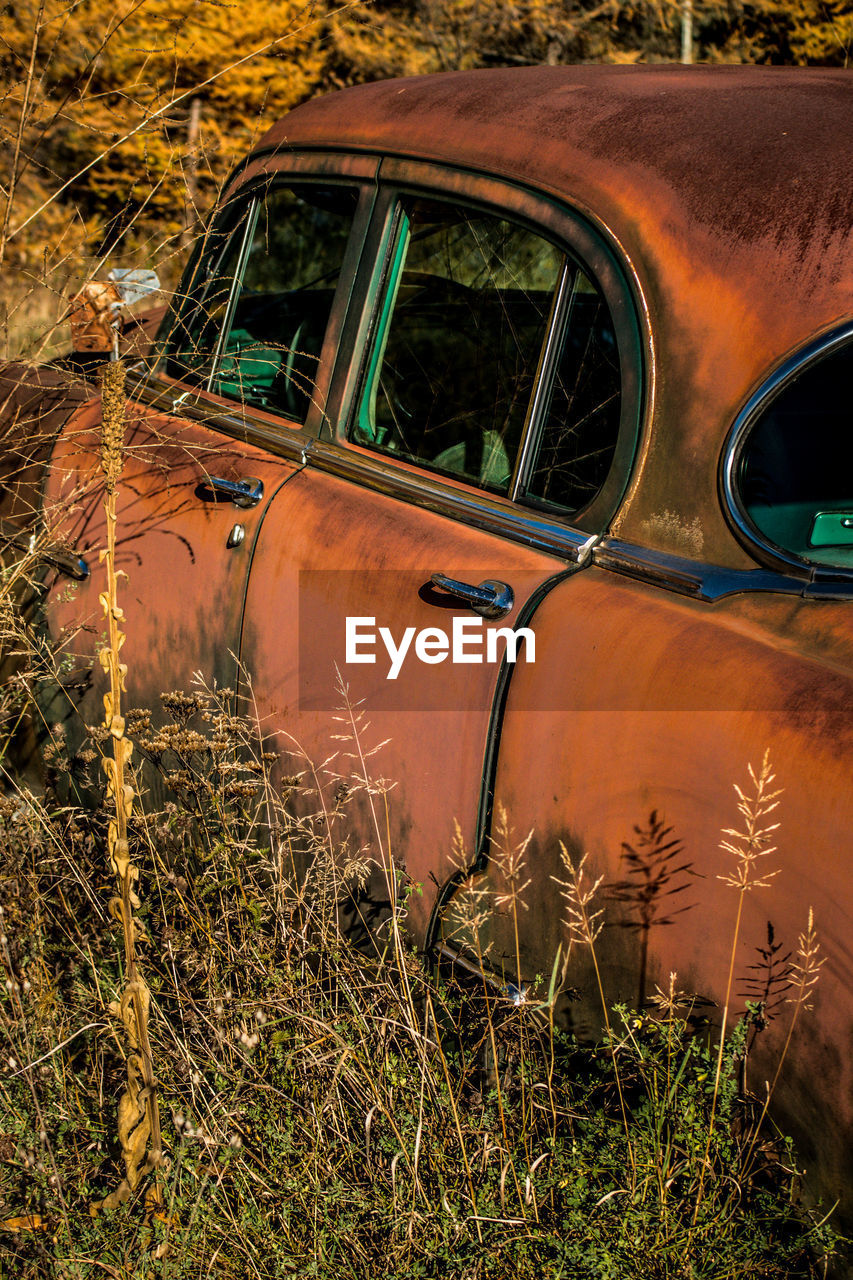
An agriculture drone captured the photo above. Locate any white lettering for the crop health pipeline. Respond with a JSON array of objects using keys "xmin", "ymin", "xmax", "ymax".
[
  {"xmin": 415, "ymin": 627, "xmax": 449, "ymax": 664},
  {"xmin": 346, "ymin": 617, "xmax": 376, "ymax": 664},
  {"xmin": 487, "ymin": 625, "xmax": 535, "ymax": 665},
  {"xmin": 379, "ymin": 625, "xmax": 416, "ymax": 680},
  {"xmin": 452, "ymin": 616, "xmax": 484, "ymax": 663},
  {"xmin": 344, "ymin": 616, "xmax": 535, "ymax": 678}
]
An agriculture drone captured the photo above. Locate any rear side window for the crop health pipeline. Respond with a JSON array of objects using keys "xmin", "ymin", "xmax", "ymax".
[
  {"xmin": 737, "ymin": 340, "xmax": 853, "ymax": 568},
  {"xmin": 352, "ymin": 198, "xmax": 562, "ymax": 493}
]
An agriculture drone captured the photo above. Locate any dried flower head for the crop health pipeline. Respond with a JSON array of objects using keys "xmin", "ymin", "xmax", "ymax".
[
  {"xmin": 787, "ymin": 907, "xmax": 825, "ymax": 1012},
  {"xmin": 649, "ymin": 971, "xmax": 693, "ymax": 1019},
  {"xmin": 490, "ymin": 804, "xmax": 532, "ymax": 913},
  {"xmin": 99, "ymin": 360, "xmax": 126, "ymax": 491},
  {"xmin": 551, "ymin": 844, "xmax": 604, "ymax": 949},
  {"xmin": 718, "ymin": 749, "xmax": 781, "ymax": 892}
]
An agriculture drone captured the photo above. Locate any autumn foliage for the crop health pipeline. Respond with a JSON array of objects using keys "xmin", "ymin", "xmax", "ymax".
[{"xmin": 0, "ymin": 0, "xmax": 851, "ymax": 357}]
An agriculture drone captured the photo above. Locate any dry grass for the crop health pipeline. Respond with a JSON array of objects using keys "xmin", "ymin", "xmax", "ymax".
[{"xmin": 0, "ymin": 613, "xmax": 844, "ymax": 1276}]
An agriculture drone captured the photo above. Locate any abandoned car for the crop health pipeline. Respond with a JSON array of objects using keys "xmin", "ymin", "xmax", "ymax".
[{"xmin": 1, "ymin": 65, "xmax": 852, "ymax": 1225}]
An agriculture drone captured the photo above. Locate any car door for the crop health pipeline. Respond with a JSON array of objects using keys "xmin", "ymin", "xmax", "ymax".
[
  {"xmin": 240, "ymin": 164, "xmax": 643, "ymax": 943},
  {"xmin": 40, "ymin": 165, "xmax": 375, "ymax": 770}
]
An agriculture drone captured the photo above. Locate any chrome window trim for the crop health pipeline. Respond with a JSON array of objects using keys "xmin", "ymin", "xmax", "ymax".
[
  {"xmin": 127, "ymin": 364, "xmax": 840, "ymax": 599},
  {"xmin": 306, "ymin": 437, "xmax": 594, "ymax": 562},
  {"xmin": 125, "ymin": 365, "xmax": 842, "ymax": 600},
  {"xmin": 720, "ymin": 319, "xmax": 853, "ymax": 584}
]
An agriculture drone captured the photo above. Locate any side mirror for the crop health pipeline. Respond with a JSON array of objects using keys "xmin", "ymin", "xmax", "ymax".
[
  {"xmin": 108, "ymin": 268, "xmax": 161, "ymax": 305},
  {"xmin": 69, "ymin": 268, "xmax": 161, "ymax": 355}
]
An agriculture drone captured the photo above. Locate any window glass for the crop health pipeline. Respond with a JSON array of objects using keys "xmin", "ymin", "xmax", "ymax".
[
  {"xmin": 163, "ymin": 203, "xmax": 253, "ymax": 387},
  {"xmin": 738, "ymin": 342, "xmax": 853, "ymax": 568},
  {"xmin": 520, "ymin": 271, "xmax": 622, "ymax": 515},
  {"xmin": 351, "ymin": 198, "xmax": 563, "ymax": 493},
  {"xmin": 165, "ymin": 184, "xmax": 358, "ymax": 423}
]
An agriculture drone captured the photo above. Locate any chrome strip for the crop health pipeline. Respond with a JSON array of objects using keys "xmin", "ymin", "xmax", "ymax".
[
  {"xmin": 304, "ymin": 440, "xmax": 831, "ymax": 597},
  {"xmin": 593, "ymin": 537, "xmax": 812, "ymax": 602},
  {"xmin": 720, "ymin": 319, "xmax": 853, "ymax": 581},
  {"xmin": 305, "ymin": 438, "xmax": 591, "ymax": 562},
  {"xmin": 126, "ymin": 372, "xmax": 842, "ymax": 602}
]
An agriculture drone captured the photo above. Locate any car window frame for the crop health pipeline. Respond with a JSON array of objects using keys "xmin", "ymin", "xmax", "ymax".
[{"xmin": 321, "ymin": 157, "xmax": 644, "ymax": 539}]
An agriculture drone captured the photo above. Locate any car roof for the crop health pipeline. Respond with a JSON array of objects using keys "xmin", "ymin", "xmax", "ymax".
[
  {"xmin": 244, "ymin": 67, "xmax": 853, "ymax": 567},
  {"xmin": 255, "ymin": 65, "xmax": 851, "ymax": 271}
]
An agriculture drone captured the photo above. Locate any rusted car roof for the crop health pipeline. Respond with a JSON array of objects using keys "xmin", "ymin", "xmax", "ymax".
[{"xmin": 246, "ymin": 66, "xmax": 853, "ymax": 568}]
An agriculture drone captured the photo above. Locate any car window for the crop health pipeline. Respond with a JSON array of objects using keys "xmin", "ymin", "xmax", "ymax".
[
  {"xmin": 164, "ymin": 183, "xmax": 359, "ymax": 423},
  {"xmin": 163, "ymin": 202, "xmax": 254, "ymax": 387},
  {"xmin": 350, "ymin": 197, "xmax": 563, "ymax": 494},
  {"xmin": 737, "ymin": 340, "xmax": 853, "ymax": 568},
  {"xmin": 518, "ymin": 270, "xmax": 622, "ymax": 516}
]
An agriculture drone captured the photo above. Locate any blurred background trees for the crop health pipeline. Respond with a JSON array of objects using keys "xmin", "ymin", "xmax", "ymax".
[{"xmin": 1, "ymin": 0, "xmax": 850, "ymax": 355}]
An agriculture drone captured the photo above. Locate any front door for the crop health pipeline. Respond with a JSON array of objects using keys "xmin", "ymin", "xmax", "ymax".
[{"xmin": 40, "ymin": 174, "xmax": 368, "ymax": 774}]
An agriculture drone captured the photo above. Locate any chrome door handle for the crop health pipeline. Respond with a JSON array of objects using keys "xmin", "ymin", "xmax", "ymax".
[
  {"xmin": 207, "ymin": 476, "xmax": 264, "ymax": 508},
  {"xmin": 431, "ymin": 573, "xmax": 514, "ymax": 619},
  {"xmin": 0, "ymin": 521, "xmax": 89, "ymax": 580}
]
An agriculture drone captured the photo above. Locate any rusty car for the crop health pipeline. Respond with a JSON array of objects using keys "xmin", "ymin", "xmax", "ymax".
[{"xmin": 1, "ymin": 64, "xmax": 852, "ymax": 1226}]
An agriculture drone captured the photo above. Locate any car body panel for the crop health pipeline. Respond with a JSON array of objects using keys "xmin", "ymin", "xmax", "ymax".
[
  {"xmin": 241, "ymin": 459, "xmax": 573, "ymax": 935},
  {"xmin": 41, "ymin": 395, "xmax": 302, "ymax": 747}
]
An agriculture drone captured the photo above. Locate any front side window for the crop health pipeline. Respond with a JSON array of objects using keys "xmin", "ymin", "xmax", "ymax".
[
  {"xmin": 164, "ymin": 183, "xmax": 358, "ymax": 424},
  {"xmin": 736, "ymin": 339, "xmax": 853, "ymax": 569},
  {"xmin": 163, "ymin": 203, "xmax": 253, "ymax": 387},
  {"xmin": 351, "ymin": 198, "xmax": 563, "ymax": 493}
]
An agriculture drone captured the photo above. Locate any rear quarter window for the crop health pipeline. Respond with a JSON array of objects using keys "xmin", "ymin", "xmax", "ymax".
[{"xmin": 735, "ymin": 338, "xmax": 853, "ymax": 570}]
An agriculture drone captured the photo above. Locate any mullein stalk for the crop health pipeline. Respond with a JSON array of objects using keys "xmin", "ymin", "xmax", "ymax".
[{"xmin": 95, "ymin": 357, "xmax": 163, "ymax": 1210}]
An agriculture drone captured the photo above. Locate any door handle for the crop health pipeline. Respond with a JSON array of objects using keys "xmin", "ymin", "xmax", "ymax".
[
  {"xmin": 206, "ymin": 476, "xmax": 264, "ymax": 508},
  {"xmin": 430, "ymin": 573, "xmax": 514, "ymax": 620},
  {"xmin": 0, "ymin": 521, "xmax": 89, "ymax": 580}
]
